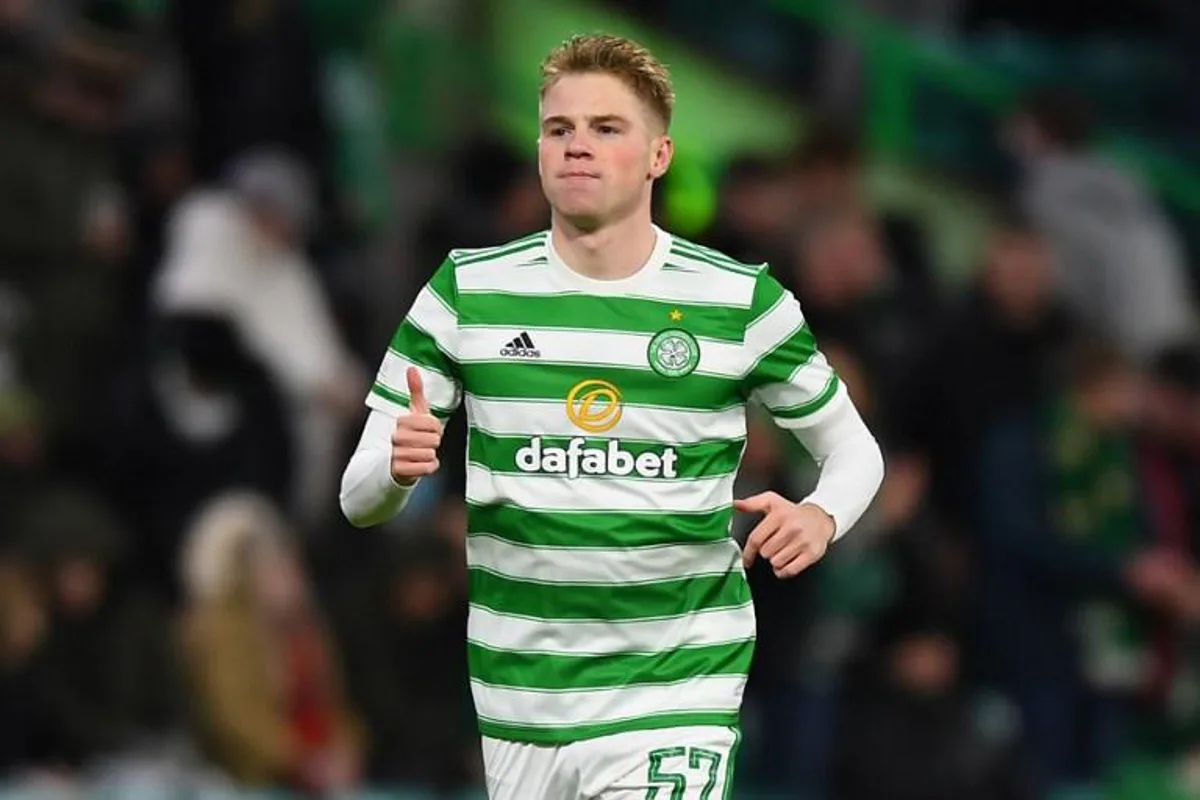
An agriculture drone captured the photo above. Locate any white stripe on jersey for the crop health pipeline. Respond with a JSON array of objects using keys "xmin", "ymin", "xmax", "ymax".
[
  {"xmin": 467, "ymin": 603, "xmax": 756, "ymax": 657},
  {"xmin": 466, "ymin": 534, "xmax": 741, "ymax": 585},
  {"xmin": 464, "ymin": 464, "xmax": 734, "ymax": 514},
  {"xmin": 472, "ymin": 674, "xmax": 747, "ymax": 728}
]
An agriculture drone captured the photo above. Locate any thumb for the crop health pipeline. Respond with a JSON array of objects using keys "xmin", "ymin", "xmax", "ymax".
[
  {"xmin": 734, "ymin": 493, "xmax": 774, "ymax": 515},
  {"xmin": 406, "ymin": 366, "xmax": 430, "ymax": 415}
]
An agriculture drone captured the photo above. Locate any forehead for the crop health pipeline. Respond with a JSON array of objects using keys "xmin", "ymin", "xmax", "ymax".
[{"xmin": 540, "ymin": 72, "xmax": 651, "ymax": 125}]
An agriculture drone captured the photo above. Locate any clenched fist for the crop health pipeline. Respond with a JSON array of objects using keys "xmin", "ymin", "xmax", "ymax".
[{"xmin": 391, "ymin": 367, "xmax": 444, "ymax": 486}]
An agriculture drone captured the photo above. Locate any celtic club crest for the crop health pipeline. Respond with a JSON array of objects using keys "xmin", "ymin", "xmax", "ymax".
[{"xmin": 647, "ymin": 328, "xmax": 700, "ymax": 378}]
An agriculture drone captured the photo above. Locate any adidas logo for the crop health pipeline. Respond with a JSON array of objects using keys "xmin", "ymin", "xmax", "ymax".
[{"xmin": 499, "ymin": 332, "xmax": 541, "ymax": 359}]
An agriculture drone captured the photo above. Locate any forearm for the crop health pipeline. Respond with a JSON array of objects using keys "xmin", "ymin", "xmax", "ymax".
[
  {"xmin": 785, "ymin": 393, "xmax": 885, "ymax": 541},
  {"xmin": 339, "ymin": 408, "xmax": 416, "ymax": 527}
]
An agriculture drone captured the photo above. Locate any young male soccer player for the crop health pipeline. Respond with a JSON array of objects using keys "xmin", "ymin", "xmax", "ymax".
[{"xmin": 340, "ymin": 33, "xmax": 885, "ymax": 799}]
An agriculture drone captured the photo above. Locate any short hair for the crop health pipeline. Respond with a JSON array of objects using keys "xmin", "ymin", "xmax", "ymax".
[{"xmin": 540, "ymin": 34, "xmax": 675, "ymax": 131}]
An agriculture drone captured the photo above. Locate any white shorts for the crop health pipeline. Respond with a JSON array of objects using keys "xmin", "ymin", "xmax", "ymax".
[{"xmin": 482, "ymin": 725, "xmax": 741, "ymax": 800}]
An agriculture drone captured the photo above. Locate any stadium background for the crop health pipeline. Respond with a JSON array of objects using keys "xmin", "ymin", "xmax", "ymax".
[{"xmin": 1, "ymin": 0, "xmax": 1200, "ymax": 797}]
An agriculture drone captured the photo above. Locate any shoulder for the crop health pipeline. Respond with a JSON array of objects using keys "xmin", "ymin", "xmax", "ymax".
[
  {"xmin": 431, "ymin": 230, "xmax": 551, "ymax": 296},
  {"xmin": 664, "ymin": 232, "xmax": 768, "ymax": 280},
  {"xmin": 446, "ymin": 229, "xmax": 550, "ymax": 269},
  {"xmin": 660, "ymin": 231, "xmax": 769, "ymax": 309}
]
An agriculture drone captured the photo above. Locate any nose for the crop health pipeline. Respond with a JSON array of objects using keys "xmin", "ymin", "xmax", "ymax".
[{"xmin": 565, "ymin": 131, "xmax": 593, "ymax": 159}]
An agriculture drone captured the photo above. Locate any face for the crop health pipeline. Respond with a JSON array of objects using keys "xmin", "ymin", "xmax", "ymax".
[
  {"xmin": 538, "ymin": 72, "xmax": 673, "ymax": 230},
  {"xmin": 798, "ymin": 214, "xmax": 885, "ymax": 306},
  {"xmin": 984, "ymin": 230, "xmax": 1051, "ymax": 322},
  {"xmin": 53, "ymin": 558, "xmax": 106, "ymax": 617},
  {"xmin": 252, "ymin": 546, "xmax": 307, "ymax": 612},
  {"xmin": 890, "ymin": 633, "xmax": 958, "ymax": 695}
]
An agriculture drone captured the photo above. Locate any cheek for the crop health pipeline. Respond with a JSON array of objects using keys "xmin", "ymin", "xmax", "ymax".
[{"xmin": 614, "ymin": 143, "xmax": 652, "ymax": 179}]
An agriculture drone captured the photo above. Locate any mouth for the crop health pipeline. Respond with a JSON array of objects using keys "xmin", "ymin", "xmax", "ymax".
[{"xmin": 560, "ymin": 171, "xmax": 600, "ymax": 179}]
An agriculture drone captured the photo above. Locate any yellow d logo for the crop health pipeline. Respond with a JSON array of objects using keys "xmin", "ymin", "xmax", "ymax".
[{"xmin": 566, "ymin": 379, "xmax": 623, "ymax": 433}]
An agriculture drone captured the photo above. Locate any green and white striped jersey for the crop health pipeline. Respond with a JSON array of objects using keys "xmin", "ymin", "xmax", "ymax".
[{"xmin": 366, "ymin": 226, "xmax": 844, "ymax": 745}]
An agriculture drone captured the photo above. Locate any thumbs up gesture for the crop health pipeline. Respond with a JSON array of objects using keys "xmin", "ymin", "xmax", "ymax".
[{"xmin": 390, "ymin": 367, "xmax": 444, "ymax": 486}]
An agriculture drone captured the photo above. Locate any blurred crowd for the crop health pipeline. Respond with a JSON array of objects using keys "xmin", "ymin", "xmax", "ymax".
[{"xmin": 1, "ymin": 1, "xmax": 1199, "ymax": 799}]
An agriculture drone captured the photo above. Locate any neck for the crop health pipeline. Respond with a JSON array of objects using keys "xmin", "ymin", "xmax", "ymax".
[{"xmin": 551, "ymin": 208, "xmax": 657, "ymax": 281}]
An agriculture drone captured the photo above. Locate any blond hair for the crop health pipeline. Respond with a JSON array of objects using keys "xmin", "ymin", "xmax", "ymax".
[{"xmin": 540, "ymin": 34, "xmax": 675, "ymax": 131}]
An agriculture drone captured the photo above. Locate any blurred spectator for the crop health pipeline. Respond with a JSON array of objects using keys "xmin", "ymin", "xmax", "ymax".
[
  {"xmin": 0, "ymin": 556, "xmax": 47, "ymax": 772},
  {"xmin": 917, "ymin": 217, "xmax": 1076, "ymax": 528},
  {"xmin": 99, "ymin": 312, "xmax": 293, "ymax": 603},
  {"xmin": 166, "ymin": 0, "xmax": 331, "ymax": 189},
  {"xmin": 329, "ymin": 502, "xmax": 479, "ymax": 790},
  {"xmin": 834, "ymin": 612, "xmax": 1031, "ymax": 800},
  {"xmin": 976, "ymin": 338, "xmax": 1197, "ymax": 792},
  {"xmin": 12, "ymin": 485, "xmax": 182, "ymax": 774},
  {"xmin": 416, "ymin": 135, "xmax": 548, "ymax": 290},
  {"xmin": 787, "ymin": 121, "xmax": 938, "ymax": 315},
  {"xmin": 1003, "ymin": 87, "xmax": 1199, "ymax": 362},
  {"xmin": 698, "ymin": 153, "xmax": 795, "ymax": 269},
  {"xmin": 0, "ymin": 8, "xmax": 143, "ymax": 470},
  {"xmin": 152, "ymin": 149, "xmax": 365, "ymax": 528},
  {"xmin": 793, "ymin": 203, "xmax": 933, "ymax": 448},
  {"xmin": 1136, "ymin": 344, "xmax": 1200, "ymax": 739},
  {"xmin": 178, "ymin": 491, "xmax": 365, "ymax": 794}
]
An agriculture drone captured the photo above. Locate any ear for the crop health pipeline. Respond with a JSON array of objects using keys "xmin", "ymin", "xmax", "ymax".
[{"xmin": 648, "ymin": 134, "xmax": 674, "ymax": 180}]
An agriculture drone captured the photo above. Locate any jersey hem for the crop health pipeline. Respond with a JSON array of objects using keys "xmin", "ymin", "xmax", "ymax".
[{"xmin": 476, "ymin": 710, "xmax": 741, "ymax": 745}]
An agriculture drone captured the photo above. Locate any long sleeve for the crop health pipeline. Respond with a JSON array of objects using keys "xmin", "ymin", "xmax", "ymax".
[
  {"xmin": 339, "ymin": 407, "xmax": 415, "ymax": 528},
  {"xmin": 741, "ymin": 269, "xmax": 885, "ymax": 540},
  {"xmin": 339, "ymin": 258, "xmax": 463, "ymax": 528}
]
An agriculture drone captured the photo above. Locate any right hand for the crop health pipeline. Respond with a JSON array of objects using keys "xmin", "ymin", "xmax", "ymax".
[{"xmin": 390, "ymin": 366, "xmax": 443, "ymax": 486}]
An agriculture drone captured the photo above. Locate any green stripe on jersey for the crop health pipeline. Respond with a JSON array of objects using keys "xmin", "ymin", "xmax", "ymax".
[
  {"xmin": 745, "ymin": 267, "xmax": 788, "ymax": 324},
  {"xmin": 669, "ymin": 241, "xmax": 759, "ymax": 276},
  {"xmin": 461, "ymin": 362, "xmax": 740, "ymax": 410},
  {"xmin": 477, "ymin": 711, "xmax": 741, "ymax": 746},
  {"xmin": 457, "ymin": 292, "xmax": 747, "ymax": 342},
  {"xmin": 766, "ymin": 374, "xmax": 841, "ymax": 419},
  {"xmin": 742, "ymin": 324, "xmax": 819, "ymax": 391},
  {"xmin": 467, "ymin": 639, "xmax": 753, "ymax": 691},
  {"xmin": 467, "ymin": 430, "xmax": 744, "ymax": 480},
  {"xmin": 370, "ymin": 383, "xmax": 454, "ymax": 419},
  {"xmin": 467, "ymin": 503, "xmax": 733, "ymax": 549},
  {"xmin": 453, "ymin": 234, "xmax": 547, "ymax": 266},
  {"xmin": 425, "ymin": 257, "xmax": 460, "ymax": 309},
  {"xmin": 468, "ymin": 569, "xmax": 751, "ymax": 621},
  {"xmin": 389, "ymin": 318, "xmax": 458, "ymax": 376}
]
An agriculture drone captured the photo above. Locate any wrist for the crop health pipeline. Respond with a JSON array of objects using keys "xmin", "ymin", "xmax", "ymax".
[
  {"xmin": 799, "ymin": 500, "xmax": 838, "ymax": 544},
  {"xmin": 389, "ymin": 472, "xmax": 418, "ymax": 491}
]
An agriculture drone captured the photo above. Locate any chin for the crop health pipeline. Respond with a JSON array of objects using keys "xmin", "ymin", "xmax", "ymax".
[{"xmin": 551, "ymin": 199, "xmax": 604, "ymax": 228}]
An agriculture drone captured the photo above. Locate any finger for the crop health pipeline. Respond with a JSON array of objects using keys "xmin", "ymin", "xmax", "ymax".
[
  {"xmin": 392, "ymin": 455, "xmax": 440, "ymax": 478},
  {"xmin": 758, "ymin": 523, "xmax": 798, "ymax": 561},
  {"xmin": 406, "ymin": 366, "xmax": 430, "ymax": 415},
  {"xmin": 742, "ymin": 514, "xmax": 783, "ymax": 568},
  {"xmin": 775, "ymin": 549, "xmax": 820, "ymax": 579},
  {"xmin": 768, "ymin": 534, "xmax": 810, "ymax": 570},
  {"xmin": 393, "ymin": 447, "xmax": 439, "ymax": 464},
  {"xmin": 391, "ymin": 429, "xmax": 442, "ymax": 450},
  {"xmin": 396, "ymin": 414, "xmax": 442, "ymax": 437},
  {"xmin": 733, "ymin": 492, "xmax": 779, "ymax": 515}
]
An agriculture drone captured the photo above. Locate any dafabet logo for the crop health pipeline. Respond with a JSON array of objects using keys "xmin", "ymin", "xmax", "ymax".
[{"xmin": 512, "ymin": 379, "xmax": 678, "ymax": 479}]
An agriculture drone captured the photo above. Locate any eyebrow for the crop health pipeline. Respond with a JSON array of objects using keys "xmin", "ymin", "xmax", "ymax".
[{"xmin": 541, "ymin": 114, "xmax": 630, "ymax": 128}]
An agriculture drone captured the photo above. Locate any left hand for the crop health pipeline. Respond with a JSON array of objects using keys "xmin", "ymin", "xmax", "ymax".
[{"xmin": 735, "ymin": 492, "xmax": 836, "ymax": 578}]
